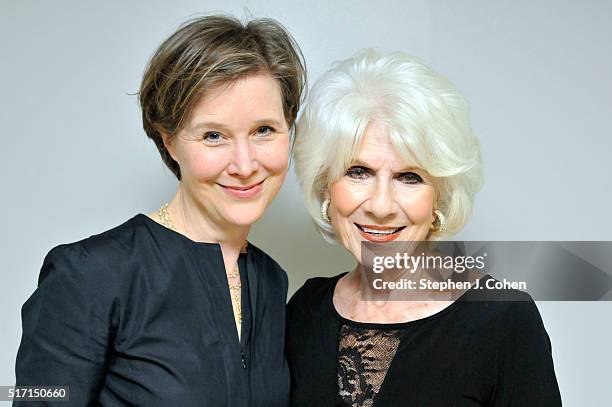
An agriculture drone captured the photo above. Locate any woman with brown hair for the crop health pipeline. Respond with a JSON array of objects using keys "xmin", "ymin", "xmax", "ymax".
[{"xmin": 15, "ymin": 15, "xmax": 305, "ymax": 406}]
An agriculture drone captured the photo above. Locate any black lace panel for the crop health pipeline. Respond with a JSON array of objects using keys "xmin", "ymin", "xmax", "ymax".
[{"xmin": 337, "ymin": 325, "xmax": 401, "ymax": 407}]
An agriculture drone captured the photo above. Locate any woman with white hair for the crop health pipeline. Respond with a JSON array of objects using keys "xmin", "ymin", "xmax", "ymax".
[{"xmin": 286, "ymin": 50, "xmax": 561, "ymax": 406}]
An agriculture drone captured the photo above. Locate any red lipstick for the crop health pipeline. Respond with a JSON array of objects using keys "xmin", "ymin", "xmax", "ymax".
[{"xmin": 355, "ymin": 223, "xmax": 405, "ymax": 242}]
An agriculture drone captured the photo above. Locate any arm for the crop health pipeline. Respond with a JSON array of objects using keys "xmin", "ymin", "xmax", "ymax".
[
  {"xmin": 490, "ymin": 297, "xmax": 562, "ymax": 406},
  {"xmin": 14, "ymin": 244, "xmax": 120, "ymax": 406}
]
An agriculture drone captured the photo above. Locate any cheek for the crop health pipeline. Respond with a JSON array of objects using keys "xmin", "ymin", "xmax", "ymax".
[
  {"xmin": 397, "ymin": 186, "xmax": 435, "ymax": 225},
  {"xmin": 258, "ymin": 136, "xmax": 289, "ymax": 174},
  {"xmin": 330, "ymin": 180, "xmax": 368, "ymax": 216},
  {"xmin": 329, "ymin": 180, "xmax": 362, "ymax": 253},
  {"xmin": 182, "ymin": 147, "xmax": 228, "ymax": 182}
]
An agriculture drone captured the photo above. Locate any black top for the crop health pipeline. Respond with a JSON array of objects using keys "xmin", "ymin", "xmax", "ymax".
[
  {"xmin": 238, "ymin": 252, "xmax": 253, "ymax": 349},
  {"xmin": 15, "ymin": 214, "xmax": 289, "ymax": 406},
  {"xmin": 286, "ymin": 273, "xmax": 562, "ymax": 406}
]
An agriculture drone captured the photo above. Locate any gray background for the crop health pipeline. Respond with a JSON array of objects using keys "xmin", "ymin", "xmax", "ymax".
[{"xmin": 1, "ymin": 0, "xmax": 611, "ymax": 404}]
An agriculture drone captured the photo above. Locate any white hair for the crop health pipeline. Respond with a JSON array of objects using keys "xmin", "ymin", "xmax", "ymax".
[{"xmin": 293, "ymin": 49, "xmax": 483, "ymax": 243}]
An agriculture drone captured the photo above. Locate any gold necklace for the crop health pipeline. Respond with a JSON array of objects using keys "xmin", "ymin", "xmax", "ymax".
[
  {"xmin": 157, "ymin": 203, "xmax": 243, "ymax": 329},
  {"xmin": 158, "ymin": 203, "xmax": 175, "ymax": 230},
  {"xmin": 227, "ymin": 265, "xmax": 243, "ymax": 326}
]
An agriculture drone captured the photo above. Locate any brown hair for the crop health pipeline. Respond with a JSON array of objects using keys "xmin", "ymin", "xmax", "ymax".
[{"xmin": 139, "ymin": 15, "xmax": 306, "ymax": 179}]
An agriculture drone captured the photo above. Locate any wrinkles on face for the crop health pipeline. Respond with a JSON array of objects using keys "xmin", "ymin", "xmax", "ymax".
[{"xmin": 329, "ymin": 122, "xmax": 436, "ymax": 261}]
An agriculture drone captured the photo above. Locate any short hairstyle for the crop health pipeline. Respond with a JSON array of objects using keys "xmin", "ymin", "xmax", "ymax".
[
  {"xmin": 294, "ymin": 49, "xmax": 483, "ymax": 243},
  {"xmin": 139, "ymin": 15, "xmax": 306, "ymax": 180}
]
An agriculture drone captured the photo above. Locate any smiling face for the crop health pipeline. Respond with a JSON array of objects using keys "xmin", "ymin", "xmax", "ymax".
[
  {"xmin": 164, "ymin": 72, "xmax": 289, "ymax": 228},
  {"xmin": 329, "ymin": 122, "xmax": 437, "ymax": 260}
]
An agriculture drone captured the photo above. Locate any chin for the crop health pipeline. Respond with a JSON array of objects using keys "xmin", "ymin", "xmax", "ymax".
[{"xmin": 221, "ymin": 204, "xmax": 267, "ymax": 226}]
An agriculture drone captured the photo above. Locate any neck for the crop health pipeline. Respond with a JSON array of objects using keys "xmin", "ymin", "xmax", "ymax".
[
  {"xmin": 166, "ymin": 186, "xmax": 249, "ymax": 270},
  {"xmin": 356, "ymin": 261, "xmax": 433, "ymax": 302}
]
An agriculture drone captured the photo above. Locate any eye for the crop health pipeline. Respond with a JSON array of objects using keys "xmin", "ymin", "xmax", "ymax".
[
  {"xmin": 256, "ymin": 126, "xmax": 274, "ymax": 136},
  {"xmin": 397, "ymin": 172, "xmax": 424, "ymax": 184},
  {"xmin": 202, "ymin": 131, "xmax": 222, "ymax": 143},
  {"xmin": 345, "ymin": 166, "xmax": 371, "ymax": 180}
]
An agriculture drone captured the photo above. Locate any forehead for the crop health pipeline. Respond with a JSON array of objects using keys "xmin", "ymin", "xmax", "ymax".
[
  {"xmin": 187, "ymin": 73, "xmax": 285, "ymax": 126},
  {"xmin": 354, "ymin": 122, "xmax": 414, "ymax": 169}
]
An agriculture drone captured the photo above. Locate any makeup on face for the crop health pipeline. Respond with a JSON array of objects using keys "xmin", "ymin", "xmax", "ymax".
[
  {"xmin": 329, "ymin": 122, "xmax": 436, "ymax": 259},
  {"xmin": 218, "ymin": 179, "xmax": 265, "ymax": 199},
  {"xmin": 168, "ymin": 73, "xmax": 290, "ymax": 228},
  {"xmin": 354, "ymin": 223, "xmax": 406, "ymax": 242}
]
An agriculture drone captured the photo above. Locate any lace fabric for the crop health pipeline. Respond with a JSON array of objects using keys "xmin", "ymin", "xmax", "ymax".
[{"xmin": 337, "ymin": 324, "xmax": 401, "ymax": 407}]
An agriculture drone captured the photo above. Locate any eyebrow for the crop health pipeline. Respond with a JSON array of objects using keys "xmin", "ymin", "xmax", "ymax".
[
  {"xmin": 351, "ymin": 159, "xmax": 421, "ymax": 173},
  {"xmin": 251, "ymin": 118, "xmax": 286, "ymax": 129},
  {"xmin": 189, "ymin": 118, "xmax": 286, "ymax": 133},
  {"xmin": 189, "ymin": 121, "xmax": 231, "ymax": 132}
]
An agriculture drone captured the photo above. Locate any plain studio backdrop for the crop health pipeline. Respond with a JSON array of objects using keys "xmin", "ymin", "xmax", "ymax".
[{"xmin": 1, "ymin": 0, "xmax": 611, "ymax": 404}]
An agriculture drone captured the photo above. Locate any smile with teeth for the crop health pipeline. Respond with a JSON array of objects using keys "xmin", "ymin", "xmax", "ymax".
[
  {"xmin": 356, "ymin": 224, "xmax": 404, "ymax": 234},
  {"xmin": 355, "ymin": 223, "xmax": 406, "ymax": 242}
]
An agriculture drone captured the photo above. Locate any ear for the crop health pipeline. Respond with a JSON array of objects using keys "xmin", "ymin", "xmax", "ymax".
[{"xmin": 160, "ymin": 130, "xmax": 177, "ymax": 161}]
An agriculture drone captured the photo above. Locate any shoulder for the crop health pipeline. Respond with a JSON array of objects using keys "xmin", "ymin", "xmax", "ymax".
[
  {"xmin": 23, "ymin": 217, "xmax": 148, "ymax": 321},
  {"xmin": 461, "ymin": 275, "xmax": 548, "ymax": 340},
  {"xmin": 53, "ymin": 214, "xmax": 146, "ymax": 251},
  {"xmin": 69, "ymin": 214, "xmax": 150, "ymax": 256},
  {"xmin": 247, "ymin": 243, "xmax": 289, "ymax": 286},
  {"xmin": 39, "ymin": 215, "xmax": 147, "ymax": 286},
  {"xmin": 245, "ymin": 244, "xmax": 293, "ymax": 304},
  {"xmin": 291, "ymin": 273, "xmax": 343, "ymax": 300},
  {"xmin": 496, "ymin": 294, "xmax": 547, "ymax": 338},
  {"xmin": 288, "ymin": 272, "xmax": 346, "ymax": 313}
]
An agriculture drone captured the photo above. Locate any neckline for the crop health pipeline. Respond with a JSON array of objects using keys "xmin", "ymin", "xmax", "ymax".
[
  {"xmin": 329, "ymin": 272, "xmax": 484, "ymax": 329},
  {"xmin": 136, "ymin": 213, "xmax": 249, "ymax": 251}
]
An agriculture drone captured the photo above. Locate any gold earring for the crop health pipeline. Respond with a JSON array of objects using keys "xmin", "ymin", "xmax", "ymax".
[
  {"xmin": 432, "ymin": 209, "xmax": 447, "ymax": 233},
  {"xmin": 321, "ymin": 198, "xmax": 331, "ymax": 222}
]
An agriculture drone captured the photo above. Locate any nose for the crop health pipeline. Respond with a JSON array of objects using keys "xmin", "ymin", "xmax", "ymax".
[
  {"xmin": 364, "ymin": 178, "xmax": 396, "ymax": 219},
  {"xmin": 227, "ymin": 138, "xmax": 259, "ymax": 178}
]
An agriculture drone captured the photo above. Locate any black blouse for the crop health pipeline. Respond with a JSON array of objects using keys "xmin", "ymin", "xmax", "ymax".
[
  {"xmin": 286, "ymin": 273, "xmax": 562, "ymax": 406},
  {"xmin": 15, "ymin": 214, "xmax": 290, "ymax": 406}
]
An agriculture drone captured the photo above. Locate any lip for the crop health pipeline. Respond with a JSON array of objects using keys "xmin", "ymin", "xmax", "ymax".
[
  {"xmin": 355, "ymin": 223, "xmax": 406, "ymax": 242},
  {"xmin": 218, "ymin": 179, "xmax": 265, "ymax": 199}
]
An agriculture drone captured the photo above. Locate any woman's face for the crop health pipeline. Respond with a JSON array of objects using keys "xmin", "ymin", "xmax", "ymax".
[
  {"xmin": 165, "ymin": 73, "xmax": 289, "ymax": 227},
  {"xmin": 329, "ymin": 122, "xmax": 436, "ymax": 260}
]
